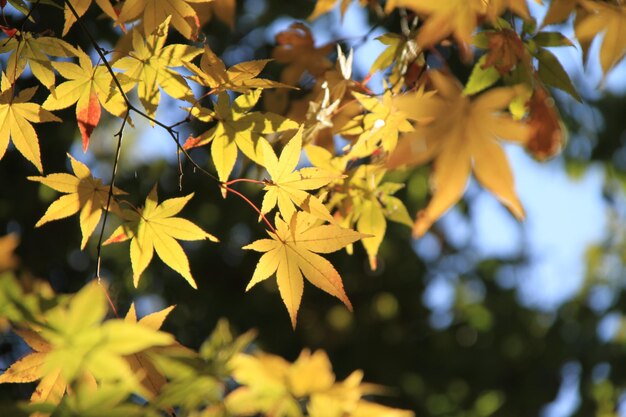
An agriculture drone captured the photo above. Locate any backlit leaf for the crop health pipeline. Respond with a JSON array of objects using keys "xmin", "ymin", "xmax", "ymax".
[
  {"xmin": 260, "ymin": 128, "xmax": 341, "ymax": 223},
  {"xmin": 117, "ymin": 0, "xmax": 212, "ymax": 40},
  {"xmin": 0, "ymin": 82, "xmax": 61, "ymax": 173},
  {"xmin": 184, "ymin": 90, "xmax": 299, "ymax": 188},
  {"xmin": 185, "ymin": 45, "xmax": 294, "ymax": 93},
  {"xmin": 575, "ymin": 1, "xmax": 626, "ymax": 77},
  {"xmin": 28, "ymin": 154, "xmax": 126, "ymax": 249},
  {"xmin": 390, "ymin": 71, "xmax": 529, "ymax": 237},
  {"xmin": 114, "ymin": 17, "xmax": 202, "ymax": 120},
  {"xmin": 43, "ymin": 47, "xmax": 133, "ymax": 151},
  {"xmin": 243, "ymin": 212, "xmax": 364, "ymax": 327},
  {"xmin": 104, "ymin": 186, "xmax": 218, "ymax": 288}
]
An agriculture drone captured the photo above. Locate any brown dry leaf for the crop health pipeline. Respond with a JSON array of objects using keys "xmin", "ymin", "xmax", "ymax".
[
  {"xmin": 482, "ymin": 29, "xmax": 528, "ymax": 75},
  {"xmin": 273, "ymin": 23, "xmax": 335, "ymax": 85},
  {"xmin": 389, "ymin": 71, "xmax": 529, "ymax": 237},
  {"xmin": 526, "ymin": 85, "xmax": 565, "ymax": 161}
]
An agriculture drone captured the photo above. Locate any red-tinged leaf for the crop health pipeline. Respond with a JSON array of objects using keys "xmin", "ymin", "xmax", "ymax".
[
  {"xmin": 0, "ymin": 25, "xmax": 16, "ymax": 37},
  {"xmin": 182, "ymin": 136, "xmax": 204, "ymax": 150},
  {"xmin": 76, "ymin": 88, "xmax": 101, "ymax": 152},
  {"xmin": 526, "ymin": 86, "xmax": 565, "ymax": 161}
]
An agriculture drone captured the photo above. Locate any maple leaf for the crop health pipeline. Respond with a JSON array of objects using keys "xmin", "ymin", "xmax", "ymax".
[
  {"xmin": 385, "ymin": 0, "xmax": 486, "ymax": 48},
  {"xmin": 526, "ymin": 85, "xmax": 565, "ymax": 161},
  {"xmin": 124, "ymin": 303, "xmax": 175, "ymax": 399},
  {"xmin": 332, "ymin": 165, "xmax": 413, "ymax": 270},
  {"xmin": 0, "ymin": 328, "xmax": 68, "ymax": 412},
  {"xmin": 0, "ymin": 283, "xmax": 175, "ymax": 405},
  {"xmin": 117, "ymin": 0, "xmax": 212, "ymax": 40},
  {"xmin": 0, "ymin": 32, "xmax": 75, "ymax": 93},
  {"xmin": 575, "ymin": 1, "xmax": 626, "ymax": 76},
  {"xmin": 542, "ymin": 0, "xmax": 578, "ymax": 27},
  {"xmin": 104, "ymin": 185, "xmax": 218, "ymax": 289},
  {"xmin": 184, "ymin": 90, "xmax": 299, "ymax": 188},
  {"xmin": 243, "ymin": 211, "xmax": 364, "ymax": 327},
  {"xmin": 0, "ymin": 83, "xmax": 61, "ymax": 173},
  {"xmin": 62, "ymin": 0, "xmax": 118, "ymax": 36},
  {"xmin": 260, "ymin": 128, "xmax": 342, "ymax": 223},
  {"xmin": 272, "ymin": 22, "xmax": 335, "ymax": 85},
  {"xmin": 114, "ymin": 17, "xmax": 202, "ymax": 120},
  {"xmin": 348, "ymin": 90, "xmax": 414, "ymax": 158},
  {"xmin": 28, "ymin": 154, "xmax": 126, "ymax": 250},
  {"xmin": 194, "ymin": 0, "xmax": 237, "ymax": 29},
  {"xmin": 227, "ymin": 349, "xmax": 414, "ymax": 417},
  {"xmin": 308, "ymin": 0, "xmax": 360, "ymax": 20},
  {"xmin": 385, "ymin": 0, "xmax": 529, "ymax": 49},
  {"xmin": 184, "ymin": 45, "xmax": 294, "ymax": 93},
  {"xmin": 389, "ymin": 71, "xmax": 529, "ymax": 237},
  {"xmin": 43, "ymin": 47, "xmax": 133, "ymax": 152}
]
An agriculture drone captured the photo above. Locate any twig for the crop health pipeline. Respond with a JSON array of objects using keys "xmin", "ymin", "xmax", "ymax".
[{"xmin": 94, "ymin": 111, "xmax": 128, "ymax": 282}]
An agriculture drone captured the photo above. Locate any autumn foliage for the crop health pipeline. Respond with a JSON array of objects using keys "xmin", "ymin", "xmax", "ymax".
[{"xmin": 0, "ymin": 0, "xmax": 625, "ymax": 415}]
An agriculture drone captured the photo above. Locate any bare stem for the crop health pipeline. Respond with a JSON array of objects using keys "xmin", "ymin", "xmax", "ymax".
[{"xmin": 223, "ymin": 185, "xmax": 276, "ymax": 234}]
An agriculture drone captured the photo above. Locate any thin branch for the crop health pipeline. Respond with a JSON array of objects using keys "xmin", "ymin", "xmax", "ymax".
[
  {"xmin": 223, "ymin": 185, "xmax": 276, "ymax": 234},
  {"xmin": 62, "ymin": 0, "xmax": 220, "ymax": 184},
  {"xmin": 95, "ymin": 110, "xmax": 128, "ymax": 281}
]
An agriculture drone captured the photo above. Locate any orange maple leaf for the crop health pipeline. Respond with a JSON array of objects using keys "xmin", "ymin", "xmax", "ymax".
[{"xmin": 389, "ymin": 71, "xmax": 529, "ymax": 237}]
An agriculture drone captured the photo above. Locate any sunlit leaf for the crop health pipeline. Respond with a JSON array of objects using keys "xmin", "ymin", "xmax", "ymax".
[
  {"xmin": 243, "ymin": 212, "xmax": 364, "ymax": 327},
  {"xmin": 390, "ymin": 71, "xmax": 529, "ymax": 236},
  {"xmin": 104, "ymin": 185, "xmax": 218, "ymax": 288},
  {"xmin": 28, "ymin": 154, "xmax": 126, "ymax": 249},
  {"xmin": 260, "ymin": 128, "xmax": 341, "ymax": 223},
  {"xmin": 0, "ymin": 82, "xmax": 61, "ymax": 173},
  {"xmin": 113, "ymin": 17, "xmax": 202, "ymax": 120}
]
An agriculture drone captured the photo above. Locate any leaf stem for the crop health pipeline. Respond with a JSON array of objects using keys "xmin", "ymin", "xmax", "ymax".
[
  {"xmin": 225, "ymin": 178, "xmax": 266, "ymax": 186},
  {"xmin": 223, "ymin": 185, "xmax": 276, "ymax": 234}
]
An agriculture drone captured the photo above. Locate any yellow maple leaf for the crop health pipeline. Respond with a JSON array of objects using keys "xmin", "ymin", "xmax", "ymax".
[
  {"xmin": 389, "ymin": 71, "xmax": 529, "ymax": 237},
  {"xmin": 117, "ymin": 0, "xmax": 211, "ymax": 40},
  {"xmin": 194, "ymin": 0, "xmax": 237, "ymax": 29},
  {"xmin": 308, "ymin": 0, "xmax": 357, "ymax": 20},
  {"xmin": 575, "ymin": 1, "xmax": 626, "ymax": 76},
  {"xmin": 124, "ymin": 303, "xmax": 176, "ymax": 399},
  {"xmin": 28, "ymin": 154, "xmax": 126, "ymax": 250},
  {"xmin": 184, "ymin": 90, "xmax": 299, "ymax": 189},
  {"xmin": 62, "ymin": 0, "xmax": 119, "ymax": 36},
  {"xmin": 348, "ymin": 90, "xmax": 414, "ymax": 158},
  {"xmin": 104, "ymin": 185, "xmax": 218, "ymax": 288},
  {"xmin": 43, "ymin": 47, "xmax": 133, "ymax": 152},
  {"xmin": 385, "ymin": 0, "xmax": 529, "ymax": 49},
  {"xmin": 0, "ymin": 328, "xmax": 69, "ymax": 412},
  {"xmin": 260, "ymin": 128, "xmax": 342, "ymax": 223},
  {"xmin": 0, "ymin": 83, "xmax": 61, "ymax": 173},
  {"xmin": 113, "ymin": 17, "xmax": 202, "ymax": 120},
  {"xmin": 332, "ymin": 165, "xmax": 413, "ymax": 270},
  {"xmin": 227, "ymin": 349, "xmax": 414, "ymax": 417},
  {"xmin": 185, "ymin": 45, "xmax": 294, "ymax": 93},
  {"xmin": 542, "ymin": 0, "xmax": 578, "ymax": 27},
  {"xmin": 0, "ymin": 32, "xmax": 75, "ymax": 93},
  {"xmin": 0, "ymin": 284, "xmax": 175, "ymax": 408},
  {"xmin": 243, "ymin": 212, "xmax": 364, "ymax": 327}
]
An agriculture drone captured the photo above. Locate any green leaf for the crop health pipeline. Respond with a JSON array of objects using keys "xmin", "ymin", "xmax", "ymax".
[
  {"xmin": 536, "ymin": 48, "xmax": 581, "ymax": 102},
  {"xmin": 464, "ymin": 55, "xmax": 501, "ymax": 95},
  {"xmin": 533, "ymin": 31, "xmax": 574, "ymax": 48}
]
